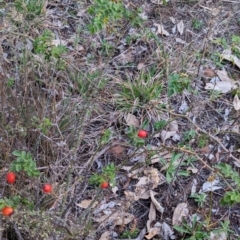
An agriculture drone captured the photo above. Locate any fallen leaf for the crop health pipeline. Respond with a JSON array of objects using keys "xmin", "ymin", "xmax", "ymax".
[
  {"xmin": 124, "ymin": 113, "xmax": 139, "ymax": 127},
  {"xmin": 93, "ymin": 210, "xmax": 135, "ymax": 226},
  {"xmin": 76, "ymin": 199, "xmax": 98, "ymax": 209},
  {"xmin": 201, "ymin": 178, "xmax": 222, "ymax": 192},
  {"xmin": 203, "ymin": 68, "xmax": 216, "ymax": 78},
  {"xmin": 145, "ymin": 167, "xmax": 166, "ymax": 189},
  {"xmin": 233, "ymin": 161, "xmax": 240, "ymax": 168},
  {"xmin": 191, "ymin": 178, "xmax": 197, "ymax": 194},
  {"xmin": 205, "ymin": 81, "xmax": 237, "ymax": 93},
  {"xmin": 160, "ymin": 130, "xmax": 177, "ymax": 143},
  {"xmin": 136, "ymin": 176, "xmax": 149, "ymax": 187},
  {"xmin": 176, "ymin": 38, "xmax": 186, "ymax": 44},
  {"xmin": 205, "ymin": 69, "xmax": 237, "ymax": 93},
  {"xmin": 99, "ymin": 231, "xmax": 111, "ymax": 240},
  {"xmin": 145, "ymin": 228, "xmax": 160, "ymax": 239},
  {"xmin": 162, "ymin": 222, "xmax": 176, "ymax": 240},
  {"xmin": 172, "ymin": 203, "xmax": 189, "ymax": 225},
  {"xmin": 111, "ymin": 186, "xmax": 118, "ymax": 194},
  {"xmin": 137, "ymin": 62, "xmax": 145, "ymax": 70},
  {"xmin": 177, "ymin": 20, "xmax": 184, "ymax": 35},
  {"xmin": 233, "ymin": 94, "xmax": 240, "ymax": 111},
  {"xmin": 150, "ymin": 190, "xmax": 164, "ymax": 213},
  {"xmin": 147, "ymin": 202, "xmax": 156, "ymax": 231},
  {"xmin": 216, "ymin": 70, "xmax": 235, "ymax": 82},
  {"xmin": 154, "ymin": 23, "xmax": 170, "ymax": 36},
  {"xmin": 187, "ymin": 166, "xmax": 198, "ymax": 174},
  {"xmin": 209, "ymin": 231, "xmax": 227, "ymax": 240},
  {"xmin": 221, "ymin": 49, "xmax": 240, "ymax": 69},
  {"xmin": 130, "ymin": 148, "xmax": 147, "ymax": 163},
  {"xmin": 169, "ymin": 17, "xmax": 176, "ymax": 24},
  {"xmin": 169, "ymin": 120, "xmax": 178, "ymax": 132}
]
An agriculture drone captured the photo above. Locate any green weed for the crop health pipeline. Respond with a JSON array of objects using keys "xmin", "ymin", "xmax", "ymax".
[
  {"xmin": 168, "ymin": 73, "xmax": 191, "ymax": 97},
  {"xmin": 10, "ymin": 150, "xmax": 40, "ymax": 177},
  {"xmin": 89, "ymin": 163, "xmax": 116, "ymax": 187}
]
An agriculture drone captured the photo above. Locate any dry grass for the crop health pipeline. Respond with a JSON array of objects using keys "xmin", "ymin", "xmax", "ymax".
[{"xmin": 0, "ymin": 0, "xmax": 240, "ymax": 239}]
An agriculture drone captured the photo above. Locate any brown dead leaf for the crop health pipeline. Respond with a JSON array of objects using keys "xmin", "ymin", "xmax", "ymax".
[
  {"xmin": 150, "ymin": 190, "xmax": 164, "ymax": 213},
  {"xmin": 124, "ymin": 113, "xmax": 139, "ymax": 127},
  {"xmin": 169, "ymin": 120, "xmax": 178, "ymax": 132},
  {"xmin": 203, "ymin": 68, "xmax": 216, "ymax": 78},
  {"xmin": 76, "ymin": 199, "xmax": 98, "ymax": 209},
  {"xmin": 147, "ymin": 202, "xmax": 156, "ymax": 231},
  {"xmin": 154, "ymin": 23, "xmax": 170, "ymax": 36},
  {"xmin": 93, "ymin": 210, "xmax": 134, "ymax": 226},
  {"xmin": 108, "ymin": 145, "xmax": 125, "ymax": 157},
  {"xmin": 145, "ymin": 228, "xmax": 160, "ymax": 239},
  {"xmin": 172, "ymin": 203, "xmax": 189, "ymax": 225},
  {"xmin": 136, "ymin": 176, "xmax": 149, "ymax": 187},
  {"xmin": 99, "ymin": 231, "xmax": 111, "ymax": 240}
]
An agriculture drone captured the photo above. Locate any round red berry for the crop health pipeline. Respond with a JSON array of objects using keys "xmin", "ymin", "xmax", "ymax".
[
  {"xmin": 100, "ymin": 181, "xmax": 109, "ymax": 189},
  {"xmin": 2, "ymin": 206, "xmax": 14, "ymax": 216},
  {"xmin": 137, "ymin": 130, "xmax": 148, "ymax": 138},
  {"xmin": 6, "ymin": 172, "xmax": 16, "ymax": 184},
  {"xmin": 42, "ymin": 184, "xmax": 52, "ymax": 193}
]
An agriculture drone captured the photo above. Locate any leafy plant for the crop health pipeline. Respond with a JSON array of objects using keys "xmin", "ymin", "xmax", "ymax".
[
  {"xmin": 197, "ymin": 134, "xmax": 209, "ymax": 148},
  {"xmin": 127, "ymin": 126, "xmax": 145, "ymax": 147},
  {"xmin": 183, "ymin": 130, "xmax": 197, "ymax": 143},
  {"xmin": 15, "ymin": 0, "xmax": 45, "ymax": 20},
  {"xmin": 168, "ymin": 73, "xmax": 191, "ymax": 97},
  {"xmin": 154, "ymin": 120, "xmax": 168, "ymax": 131},
  {"xmin": 120, "ymin": 229, "xmax": 139, "ymax": 238},
  {"xmin": 161, "ymin": 152, "xmax": 190, "ymax": 184},
  {"xmin": 33, "ymin": 30, "xmax": 67, "ymax": 60},
  {"xmin": 87, "ymin": 0, "xmax": 142, "ymax": 33},
  {"xmin": 192, "ymin": 19, "xmax": 203, "ymax": 30},
  {"xmin": 10, "ymin": 150, "xmax": 40, "ymax": 177},
  {"xmin": 215, "ymin": 163, "xmax": 240, "ymax": 206},
  {"xmin": 100, "ymin": 129, "xmax": 112, "ymax": 145},
  {"xmin": 0, "ymin": 196, "xmax": 20, "ymax": 209},
  {"xmin": 174, "ymin": 215, "xmax": 210, "ymax": 240},
  {"xmin": 31, "ymin": 116, "xmax": 52, "ymax": 135},
  {"xmin": 190, "ymin": 193, "xmax": 207, "ymax": 207},
  {"xmin": 89, "ymin": 163, "xmax": 116, "ymax": 187},
  {"xmin": 220, "ymin": 190, "xmax": 240, "ymax": 206}
]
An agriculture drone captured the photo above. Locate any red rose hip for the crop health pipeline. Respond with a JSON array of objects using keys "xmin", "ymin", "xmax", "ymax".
[
  {"xmin": 2, "ymin": 206, "xmax": 14, "ymax": 216},
  {"xmin": 6, "ymin": 172, "xmax": 16, "ymax": 184},
  {"xmin": 42, "ymin": 184, "xmax": 52, "ymax": 193},
  {"xmin": 100, "ymin": 181, "xmax": 109, "ymax": 189},
  {"xmin": 137, "ymin": 130, "xmax": 148, "ymax": 138}
]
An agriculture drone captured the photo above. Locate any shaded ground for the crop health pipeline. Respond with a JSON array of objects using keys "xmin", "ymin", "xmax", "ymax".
[{"xmin": 0, "ymin": 0, "xmax": 240, "ymax": 239}]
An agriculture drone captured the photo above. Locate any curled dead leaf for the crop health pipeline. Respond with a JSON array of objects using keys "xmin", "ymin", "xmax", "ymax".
[
  {"xmin": 150, "ymin": 190, "xmax": 164, "ymax": 213},
  {"xmin": 172, "ymin": 203, "xmax": 189, "ymax": 225},
  {"xmin": 154, "ymin": 23, "xmax": 170, "ymax": 36}
]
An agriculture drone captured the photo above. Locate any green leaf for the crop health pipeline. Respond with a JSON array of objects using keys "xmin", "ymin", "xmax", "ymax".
[
  {"xmin": 12, "ymin": 150, "xmax": 22, "ymax": 157},
  {"xmin": 173, "ymin": 225, "xmax": 190, "ymax": 234}
]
